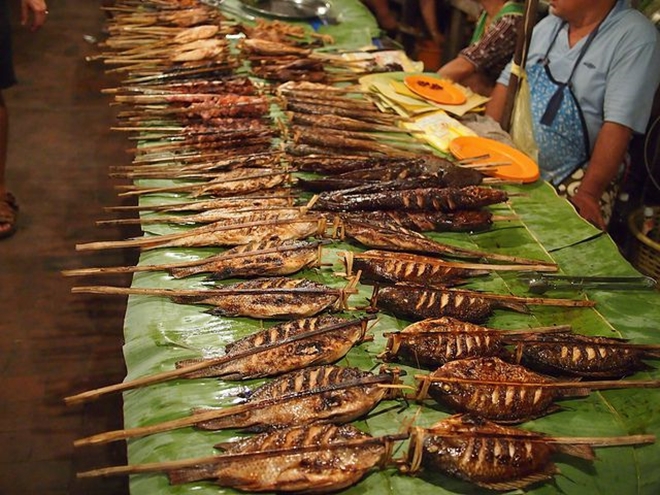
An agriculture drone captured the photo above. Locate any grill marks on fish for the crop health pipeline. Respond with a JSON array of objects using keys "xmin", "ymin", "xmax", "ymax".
[
  {"xmin": 168, "ymin": 424, "xmax": 392, "ymax": 491},
  {"xmin": 340, "ymin": 209, "xmax": 493, "ymax": 233},
  {"xmin": 516, "ymin": 333, "xmax": 660, "ymax": 379},
  {"xmin": 381, "ymin": 317, "xmax": 506, "ymax": 368},
  {"xmin": 416, "ymin": 357, "xmax": 587, "ymax": 423},
  {"xmin": 79, "ymin": 424, "xmax": 405, "ymax": 494},
  {"xmin": 168, "ymin": 238, "xmax": 323, "ymax": 279},
  {"xmin": 185, "ymin": 277, "xmax": 346, "ymax": 319},
  {"xmin": 345, "ymin": 250, "xmax": 490, "ymax": 287},
  {"xmin": 175, "ymin": 315, "xmax": 372, "ymax": 380},
  {"xmin": 374, "ymin": 286, "xmax": 529, "ymax": 323},
  {"xmin": 407, "ymin": 415, "xmax": 594, "ymax": 491},
  {"xmin": 316, "ymin": 186, "xmax": 508, "ymax": 212}
]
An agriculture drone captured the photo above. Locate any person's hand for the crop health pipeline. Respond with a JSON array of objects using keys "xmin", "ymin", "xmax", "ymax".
[
  {"xmin": 570, "ymin": 190, "xmax": 606, "ymax": 230},
  {"xmin": 21, "ymin": 0, "xmax": 48, "ymax": 32}
]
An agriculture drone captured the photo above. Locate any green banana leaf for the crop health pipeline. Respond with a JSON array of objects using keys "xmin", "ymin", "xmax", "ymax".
[{"xmin": 99, "ymin": 3, "xmax": 660, "ymax": 494}]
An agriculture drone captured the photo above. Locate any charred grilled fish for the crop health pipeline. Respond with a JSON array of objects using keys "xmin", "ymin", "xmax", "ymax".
[
  {"xmin": 78, "ymin": 424, "xmax": 407, "ymax": 494},
  {"xmin": 379, "ymin": 317, "xmax": 568, "ymax": 368},
  {"xmin": 374, "ymin": 285, "xmax": 592, "ymax": 324},
  {"xmin": 72, "ymin": 276, "xmax": 350, "ymax": 319},
  {"xmin": 340, "ymin": 209, "xmax": 493, "ymax": 233},
  {"xmin": 176, "ymin": 314, "xmax": 373, "ymax": 379},
  {"xmin": 344, "ymin": 250, "xmax": 490, "ymax": 287},
  {"xmin": 316, "ymin": 186, "xmax": 508, "ymax": 212},
  {"xmin": 169, "ymin": 238, "xmax": 325, "ymax": 279},
  {"xmin": 516, "ymin": 332, "xmax": 660, "ymax": 379},
  {"xmin": 74, "ymin": 365, "xmax": 401, "ymax": 445},
  {"xmin": 406, "ymin": 415, "xmax": 590, "ymax": 491}
]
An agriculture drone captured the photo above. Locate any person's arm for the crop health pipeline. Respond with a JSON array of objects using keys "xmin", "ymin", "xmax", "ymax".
[
  {"xmin": 437, "ymin": 55, "xmax": 476, "ymax": 82},
  {"xmin": 570, "ymin": 122, "xmax": 632, "ymax": 229},
  {"xmin": 21, "ymin": 0, "xmax": 48, "ymax": 31},
  {"xmin": 485, "ymin": 82, "xmax": 508, "ymax": 123}
]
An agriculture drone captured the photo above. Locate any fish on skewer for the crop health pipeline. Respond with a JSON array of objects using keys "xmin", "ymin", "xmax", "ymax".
[
  {"xmin": 315, "ymin": 185, "xmax": 508, "ymax": 212},
  {"xmin": 72, "ymin": 276, "xmax": 357, "ymax": 319},
  {"xmin": 372, "ymin": 285, "xmax": 595, "ymax": 324},
  {"xmin": 64, "ymin": 315, "xmax": 374, "ymax": 405},
  {"xmin": 405, "ymin": 414, "xmax": 655, "ymax": 491},
  {"xmin": 340, "ymin": 217, "xmax": 556, "ymax": 267},
  {"xmin": 513, "ymin": 332, "xmax": 660, "ymax": 379},
  {"xmin": 75, "ymin": 216, "xmax": 326, "ymax": 251},
  {"xmin": 414, "ymin": 356, "xmax": 660, "ymax": 423},
  {"xmin": 339, "ymin": 210, "xmax": 494, "ymax": 233},
  {"xmin": 74, "ymin": 365, "xmax": 403, "ymax": 446},
  {"xmin": 63, "ymin": 238, "xmax": 328, "ymax": 280},
  {"xmin": 78, "ymin": 423, "xmax": 408, "ymax": 494},
  {"xmin": 341, "ymin": 250, "xmax": 554, "ymax": 288},
  {"xmin": 378, "ymin": 316, "xmax": 571, "ymax": 369}
]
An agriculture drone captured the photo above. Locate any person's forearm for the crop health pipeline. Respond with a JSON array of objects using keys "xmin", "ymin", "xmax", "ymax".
[
  {"xmin": 578, "ymin": 122, "xmax": 632, "ymax": 199},
  {"xmin": 485, "ymin": 83, "xmax": 508, "ymax": 123},
  {"xmin": 437, "ymin": 56, "xmax": 476, "ymax": 83}
]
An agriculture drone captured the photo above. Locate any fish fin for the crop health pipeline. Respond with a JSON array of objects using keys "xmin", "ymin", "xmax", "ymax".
[
  {"xmin": 556, "ymin": 443, "xmax": 595, "ymax": 460},
  {"xmin": 497, "ymin": 300, "xmax": 530, "ymax": 313},
  {"xmin": 475, "ymin": 463, "xmax": 557, "ymax": 491},
  {"xmin": 168, "ymin": 464, "xmax": 217, "ymax": 485}
]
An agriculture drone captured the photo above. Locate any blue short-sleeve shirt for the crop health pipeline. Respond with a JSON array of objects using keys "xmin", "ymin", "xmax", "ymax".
[{"xmin": 499, "ymin": 0, "xmax": 660, "ymax": 155}]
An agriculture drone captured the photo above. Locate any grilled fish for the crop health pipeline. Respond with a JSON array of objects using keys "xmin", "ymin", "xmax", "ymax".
[
  {"xmin": 340, "ymin": 209, "xmax": 493, "ymax": 233},
  {"xmin": 73, "ymin": 365, "xmax": 401, "ymax": 446},
  {"xmin": 169, "ymin": 238, "xmax": 324, "ymax": 279},
  {"xmin": 416, "ymin": 357, "xmax": 582, "ymax": 422},
  {"xmin": 406, "ymin": 414, "xmax": 595, "ymax": 491},
  {"xmin": 516, "ymin": 332, "xmax": 660, "ymax": 379},
  {"xmin": 345, "ymin": 250, "xmax": 490, "ymax": 287},
  {"xmin": 374, "ymin": 286, "xmax": 530, "ymax": 323},
  {"xmin": 316, "ymin": 186, "xmax": 508, "ymax": 212},
  {"xmin": 176, "ymin": 315, "xmax": 372, "ymax": 379},
  {"xmin": 78, "ymin": 424, "xmax": 406, "ymax": 494}
]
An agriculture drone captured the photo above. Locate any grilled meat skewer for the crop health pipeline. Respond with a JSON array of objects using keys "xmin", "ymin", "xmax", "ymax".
[
  {"xmin": 74, "ymin": 365, "xmax": 402, "ymax": 446},
  {"xmin": 64, "ymin": 315, "xmax": 374, "ymax": 405}
]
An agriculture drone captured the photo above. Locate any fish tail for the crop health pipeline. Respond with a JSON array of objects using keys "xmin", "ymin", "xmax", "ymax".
[{"xmin": 496, "ymin": 300, "xmax": 530, "ymax": 314}]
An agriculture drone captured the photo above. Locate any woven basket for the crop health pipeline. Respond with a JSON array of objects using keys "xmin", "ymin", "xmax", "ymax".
[{"xmin": 628, "ymin": 206, "xmax": 660, "ymax": 281}]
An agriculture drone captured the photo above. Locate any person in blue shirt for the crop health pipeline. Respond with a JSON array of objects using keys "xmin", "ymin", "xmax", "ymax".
[{"xmin": 486, "ymin": 0, "xmax": 660, "ymax": 229}]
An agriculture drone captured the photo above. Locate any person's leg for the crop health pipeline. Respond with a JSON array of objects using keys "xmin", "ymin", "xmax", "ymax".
[{"xmin": 0, "ymin": 90, "xmax": 7, "ymax": 197}]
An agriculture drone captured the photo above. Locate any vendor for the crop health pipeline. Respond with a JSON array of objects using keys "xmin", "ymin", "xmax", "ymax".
[
  {"xmin": 486, "ymin": 0, "xmax": 660, "ymax": 229},
  {"xmin": 434, "ymin": 0, "xmax": 524, "ymax": 95}
]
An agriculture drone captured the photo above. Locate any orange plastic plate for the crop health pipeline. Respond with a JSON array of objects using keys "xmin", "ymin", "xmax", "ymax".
[
  {"xmin": 403, "ymin": 74, "xmax": 467, "ymax": 105},
  {"xmin": 449, "ymin": 136, "xmax": 540, "ymax": 183}
]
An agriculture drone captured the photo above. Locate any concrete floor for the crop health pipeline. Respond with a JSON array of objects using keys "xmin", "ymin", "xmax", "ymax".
[{"xmin": 0, "ymin": 1, "xmax": 137, "ymax": 493}]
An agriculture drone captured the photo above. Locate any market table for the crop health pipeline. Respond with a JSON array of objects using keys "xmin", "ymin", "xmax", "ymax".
[{"xmin": 78, "ymin": 2, "xmax": 660, "ymax": 494}]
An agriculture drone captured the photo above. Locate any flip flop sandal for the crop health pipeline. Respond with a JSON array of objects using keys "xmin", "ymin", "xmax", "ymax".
[{"xmin": 0, "ymin": 192, "xmax": 19, "ymax": 239}]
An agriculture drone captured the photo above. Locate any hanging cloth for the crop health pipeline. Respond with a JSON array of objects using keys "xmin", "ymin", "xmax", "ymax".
[
  {"xmin": 469, "ymin": 1, "xmax": 524, "ymax": 44},
  {"xmin": 528, "ymin": 15, "xmax": 609, "ymax": 185}
]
